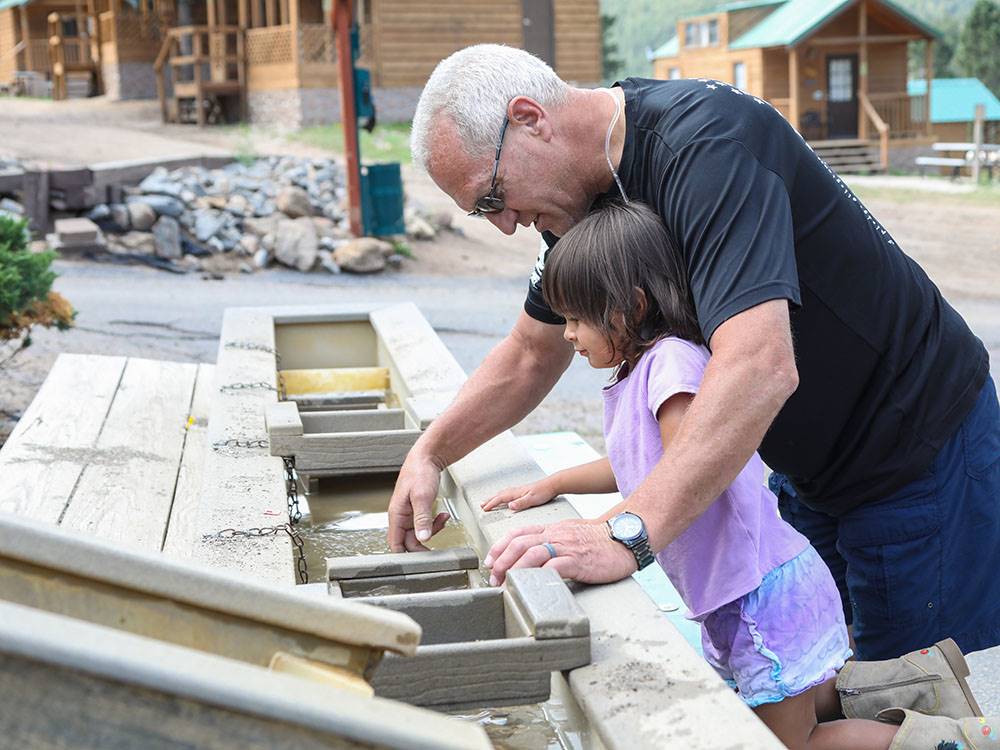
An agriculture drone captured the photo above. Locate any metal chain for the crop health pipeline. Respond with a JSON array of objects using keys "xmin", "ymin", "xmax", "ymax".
[
  {"xmin": 219, "ymin": 381, "xmax": 278, "ymax": 393},
  {"xmin": 211, "ymin": 437, "xmax": 269, "ymax": 450},
  {"xmin": 215, "ymin": 523, "xmax": 308, "ymax": 584},
  {"xmin": 224, "ymin": 341, "xmax": 282, "ymax": 367},
  {"xmin": 283, "ymin": 455, "xmax": 302, "ymax": 524}
]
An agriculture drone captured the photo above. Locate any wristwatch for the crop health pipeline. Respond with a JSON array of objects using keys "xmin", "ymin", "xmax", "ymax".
[{"xmin": 606, "ymin": 511, "xmax": 656, "ymax": 570}]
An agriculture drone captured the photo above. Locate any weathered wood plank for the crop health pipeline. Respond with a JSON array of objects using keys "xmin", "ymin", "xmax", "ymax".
[
  {"xmin": 0, "ymin": 600, "xmax": 491, "ymax": 750},
  {"xmin": 0, "ymin": 511, "xmax": 421, "ymax": 668},
  {"xmin": 61, "ymin": 358, "xmax": 198, "ymax": 551},
  {"xmin": 358, "ymin": 588, "xmax": 505, "ymax": 646},
  {"xmin": 0, "ymin": 353, "xmax": 126, "ymax": 523},
  {"xmin": 195, "ymin": 307, "xmax": 291, "ymax": 584},
  {"xmin": 372, "ymin": 636, "xmax": 591, "ymax": 710},
  {"xmin": 271, "ymin": 430, "xmax": 420, "ymax": 474},
  {"xmin": 300, "ymin": 408, "xmax": 406, "ymax": 434},
  {"xmin": 162, "ymin": 363, "xmax": 215, "ymax": 559}
]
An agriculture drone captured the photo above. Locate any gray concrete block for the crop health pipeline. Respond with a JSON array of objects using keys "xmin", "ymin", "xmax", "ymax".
[
  {"xmin": 506, "ymin": 568, "xmax": 590, "ymax": 640},
  {"xmin": 328, "ymin": 547, "xmax": 479, "ymax": 581}
]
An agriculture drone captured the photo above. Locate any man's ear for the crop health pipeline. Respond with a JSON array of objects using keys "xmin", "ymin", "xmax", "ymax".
[{"xmin": 508, "ymin": 96, "xmax": 549, "ymax": 138}]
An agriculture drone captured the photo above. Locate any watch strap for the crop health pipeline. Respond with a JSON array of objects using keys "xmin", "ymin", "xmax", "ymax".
[{"xmin": 628, "ymin": 537, "xmax": 656, "ymax": 570}]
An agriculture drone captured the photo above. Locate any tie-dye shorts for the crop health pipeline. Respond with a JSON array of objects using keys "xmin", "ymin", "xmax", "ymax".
[{"xmin": 700, "ymin": 545, "xmax": 853, "ymax": 708}]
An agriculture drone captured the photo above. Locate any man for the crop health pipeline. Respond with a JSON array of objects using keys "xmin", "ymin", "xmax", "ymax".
[{"xmin": 389, "ymin": 44, "xmax": 999, "ymax": 661}]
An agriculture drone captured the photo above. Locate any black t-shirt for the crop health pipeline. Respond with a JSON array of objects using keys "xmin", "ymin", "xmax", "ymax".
[{"xmin": 525, "ymin": 77, "xmax": 989, "ymax": 516}]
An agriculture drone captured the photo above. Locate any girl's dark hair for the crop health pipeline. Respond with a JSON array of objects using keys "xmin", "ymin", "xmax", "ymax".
[{"xmin": 542, "ymin": 200, "xmax": 704, "ymax": 365}]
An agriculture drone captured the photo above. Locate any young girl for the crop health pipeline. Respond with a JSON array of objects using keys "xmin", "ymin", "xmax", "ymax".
[{"xmin": 481, "ymin": 200, "xmax": 903, "ymax": 750}]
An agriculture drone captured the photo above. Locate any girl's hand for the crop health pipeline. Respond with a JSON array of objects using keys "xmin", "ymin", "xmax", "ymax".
[{"xmin": 481, "ymin": 479, "xmax": 557, "ymax": 512}]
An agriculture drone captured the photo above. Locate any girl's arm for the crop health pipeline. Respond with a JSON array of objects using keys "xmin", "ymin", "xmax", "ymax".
[{"xmin": 481, "ymin": 457, "xmax": 618, "ymax": 512}]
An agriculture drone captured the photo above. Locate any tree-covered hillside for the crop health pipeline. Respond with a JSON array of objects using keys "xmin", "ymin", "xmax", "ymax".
[{"xmin": 600, "ymin": 0, "xmax": 978, "ymax": 81}]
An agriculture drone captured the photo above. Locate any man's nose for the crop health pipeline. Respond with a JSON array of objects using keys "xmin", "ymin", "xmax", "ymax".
[
  {"xmin": 486, "ymin": 208, "xmax": 518, "ymax": 236},
  {"xmin": 563, "ymin": 327, "xmax": 575, "ymax": 342}
]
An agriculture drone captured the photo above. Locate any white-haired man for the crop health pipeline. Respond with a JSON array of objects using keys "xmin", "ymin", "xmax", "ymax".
[{"xmin": 388, "ymin": 44, "xmax": 999, "ymax": 666}]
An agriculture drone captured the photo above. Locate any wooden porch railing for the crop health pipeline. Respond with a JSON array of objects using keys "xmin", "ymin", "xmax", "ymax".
[
  {"xmin": 245, "ymin": 24, "xmax": 294, "ymax": 65},
  {"xmin": 868, "ymin": 92, "xmax": 929, "ymax": 139},
  {"xmin": 860, "ymin": 91, "xmax": 889, "ymax": 171},
  {"xmin": 155, "ymin": 25, "xmax": 245, "ymax": 126}
]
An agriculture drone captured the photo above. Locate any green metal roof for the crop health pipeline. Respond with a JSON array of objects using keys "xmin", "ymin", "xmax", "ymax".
[
  {"xmin": 908, "ymin": 78, "xmax": 1000, "ymax": 123},
  {"xmin": 730, "ymin": 0, "xmax": 939, "ymax": 50},
  {"xmin": 650, "ymin": 36, "xmax": 679, "ymax": 60},
  {"xmin": 0, "ymin": 0, "xmax": 30, "ymax": 10},
  {"xmin": 713, "ymin": 0, "xmax": 786, "ymax": 13}
]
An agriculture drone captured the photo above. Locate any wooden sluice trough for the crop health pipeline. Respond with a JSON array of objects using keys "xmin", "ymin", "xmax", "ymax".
[{"xmin": 0, "ymin": 302, "xmax": 783, "ymax": 749}]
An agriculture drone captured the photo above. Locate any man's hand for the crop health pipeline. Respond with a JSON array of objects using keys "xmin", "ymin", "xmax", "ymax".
[
  {"xmin": 387, "ymin": 451, "xmax": 450, "ymax": 552},
  {"xmin": 483, "ymin": 519, "xmax": 637, "ymax": 586}
]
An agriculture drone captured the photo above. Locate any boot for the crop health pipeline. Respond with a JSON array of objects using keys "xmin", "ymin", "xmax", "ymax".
[
  {"xmin": 837, "ymin": 639, "xmax": 982, "ymax": 721},
  {"xmin": 877, "ymin": 707, "xmax": 997, "ymax": 749}
]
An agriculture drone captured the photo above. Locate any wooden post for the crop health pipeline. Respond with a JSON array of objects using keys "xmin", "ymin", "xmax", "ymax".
[
  {"xmin": 859, "ymin": 0, "xmax": 869, "ymax": 140},
  {"xmin": 924, "ymin": 40, "xmax": 934, "ymax": 136},
  {"xmin": 788, "ymin": 46, "xmax": 800, "ymax": 134},
  {"xmin": 333, "ymin": 0, "xmax": 362, "ymax": 237},
  {"xmin": 972, "ymin": 103, "xmax": 985, "ymax": 184},
  {"xmin": 23, "ymin": 167, "xmax": 50, "ymax": 236},
  {"xmin": 265, "ymin": 0, "xmax": 275, "ymax": 27},
  {"xmin": 20, "ymin": 6, "xmax": 33, "ymax": 72},
  {"xmin": 289, "ymin": 0, "xmax": 299, "ymax": 72},
  {"xmin": 193, "ymin": 30, "xmax": 204, "ymax": 126}
]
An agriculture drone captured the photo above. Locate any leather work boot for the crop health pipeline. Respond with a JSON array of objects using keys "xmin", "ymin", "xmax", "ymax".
[
  {"xmin": 837, "ymin": 639, "xmax": 983, "ymax": 721},
  {"xmin": 877, "ymin": 707, "xmax": 997, "ymax": 749}
]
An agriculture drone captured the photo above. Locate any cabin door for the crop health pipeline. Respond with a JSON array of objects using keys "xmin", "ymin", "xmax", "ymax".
[
  {"xmin": 826, "ymin": 55, "xmax": 858, "ymax": 139},
  {"xmin": 522, "ymin": 0, "xmax": 555, "ymax": 67}
]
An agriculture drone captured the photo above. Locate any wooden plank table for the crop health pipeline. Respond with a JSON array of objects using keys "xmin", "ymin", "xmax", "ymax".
[{"xmin": 0, "ymin": 353, "xmax": 214, "ymax": 557}]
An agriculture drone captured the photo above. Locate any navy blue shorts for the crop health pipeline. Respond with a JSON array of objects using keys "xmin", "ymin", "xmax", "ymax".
[{"xmin": 771, "ymin": 376, "xmax": 1000, "ymax": 661}]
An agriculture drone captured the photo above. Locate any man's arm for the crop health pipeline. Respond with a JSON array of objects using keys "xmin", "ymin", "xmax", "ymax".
[
  {"xmin": 388, "ymin": 311, "xmax": 573, "ymax": 551},
  {"xmin": 484, "ymin": 299, "xmax": 797, "ymax": 584}
]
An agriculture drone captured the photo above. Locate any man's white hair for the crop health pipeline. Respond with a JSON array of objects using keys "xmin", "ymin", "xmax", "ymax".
[{"xmin": 410, "ymin": 44, "xmax": 569, "ymax": 173}]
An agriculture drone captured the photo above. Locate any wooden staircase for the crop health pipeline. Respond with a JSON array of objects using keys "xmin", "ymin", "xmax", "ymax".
[
  {"xmin": 809, "ymin": 138, "xmax": 885, "ymax": 175},
  {"xmin": 155, "ymin": 25, "xmax": 245, "ymax": 126},
  {"xmin": 47, "ymin": 12, "xmax": 99, "ymax": 101}
]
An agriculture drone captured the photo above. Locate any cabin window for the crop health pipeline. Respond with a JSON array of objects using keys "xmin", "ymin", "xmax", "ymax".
[
  {"xmin": 684, "ymin": 18, "xmax": 720, "ymax": 48},
  {"xmin": 61, "ymin": 17, "xmax": 79, "ymax": 38},
  {"xmin": 669, "ymin": 67, "xmax": 681, "ymax": 80},
  {"xmin": 733, "ymin": 62, "xmax": 746, "ymax": 91}
]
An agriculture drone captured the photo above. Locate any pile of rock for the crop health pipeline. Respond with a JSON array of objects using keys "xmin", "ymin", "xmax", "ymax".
[{"xmin": 86, "ymin": 156, "xmax": 408, "ymax": 274}]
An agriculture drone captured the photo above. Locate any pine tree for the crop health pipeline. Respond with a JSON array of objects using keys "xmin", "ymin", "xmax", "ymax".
[
  {"xmin": 954, "ymin": 0, "xmax": 1000, "ymax": 97},
  {"xmin": 0, "ymin": 214, "xmax": 74, "ymax": 354}
]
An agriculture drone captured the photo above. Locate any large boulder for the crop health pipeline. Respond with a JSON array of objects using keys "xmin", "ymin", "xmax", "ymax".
[
  {"xmin": 276, "ymin": 186, "xmax": 312, "ymax": 219},
  {"xmin": 332, "ymin": 237, "xmax": 391, "ymax": 274},
  {"xmin": 274, "ymin": 217, "xmax": 318, "ymax": 272},
  {"xmin": 152, "ymin": 216, "xmax": 182, "ymax": 259}
]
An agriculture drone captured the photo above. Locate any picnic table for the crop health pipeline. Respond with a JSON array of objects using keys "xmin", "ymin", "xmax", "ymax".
[{"xmin": 916, "ymin": 141, "xmax": 1000, "ymax": 180}]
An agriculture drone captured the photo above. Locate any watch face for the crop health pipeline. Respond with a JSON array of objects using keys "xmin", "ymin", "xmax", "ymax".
[{"xmin": 611, "ymin": 512, "xmax": 643, "ymax": 542}]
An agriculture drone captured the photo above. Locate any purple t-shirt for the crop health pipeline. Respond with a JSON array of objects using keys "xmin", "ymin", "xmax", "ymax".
[{"xmin": 603, "ymin": 337, "xmax": 808, "ymax": 620}]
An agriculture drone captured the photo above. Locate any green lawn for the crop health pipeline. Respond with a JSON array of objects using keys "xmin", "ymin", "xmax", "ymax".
[
  {"xmin": 850, "ymin": 181, "xmax": 1000, "ymax": 208},
  {"xmin": 290, "ymin": 122, "xmax": 412, "ymax": 165}
]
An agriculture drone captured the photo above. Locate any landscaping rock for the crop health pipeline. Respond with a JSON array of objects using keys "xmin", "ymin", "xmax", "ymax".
[
  {"xmin": 129, "ymin": 194, "xmax": 185, "ymax": 218},
  {"xmin": 406, "ymin": 214, "xmax": 437, "ymax": 240},
  {"xmin": 333, "ymin": 237, "xmax": 388, "ymax": 274},
  {"xmin": 318, "ymin": 249, "xmax": 341, "ymax": 274},
  {"xmin": 274, "ymin": 216, "xmax": 318, "ymax": 272},
  {"xmin": 194, "ymin": 209, "xmax": 226, "ymax": 242},
  {"xmin": 152, "ymin": 216, "xmax": 182, "ymax": 259},
  {"xmin": 276, "ymin": 186, "xmax": 312, "ymax": 218},
  {"xmin": 127, "ymin": 201, "xmax": 157, "ymax": 232},
  {"xmin": 238, "ymin": 234, "xmax": 260, "ymax": 256},
  {"xmin": 113, "ymin": 231, "xmax": 156, "ymax": 255},
  {"xmin": 252, "ymin": 247, "xmax": 270, "ymax": 269}
]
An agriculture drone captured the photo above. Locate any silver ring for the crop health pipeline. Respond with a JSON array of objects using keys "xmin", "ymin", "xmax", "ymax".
[{"xmin": 542, "ymin": 542, "xmax": 558, "ymax": 560}]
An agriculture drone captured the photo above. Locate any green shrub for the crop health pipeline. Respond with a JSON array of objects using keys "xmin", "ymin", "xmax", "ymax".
[{"xmin": 0, "ymin": 214, "xmax": 75, "ymax": 346}]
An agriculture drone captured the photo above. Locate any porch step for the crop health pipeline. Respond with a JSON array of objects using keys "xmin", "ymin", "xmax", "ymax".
[{"xmin": 809, "ymin": 138, "xmax": 884, "ymax": 175}]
